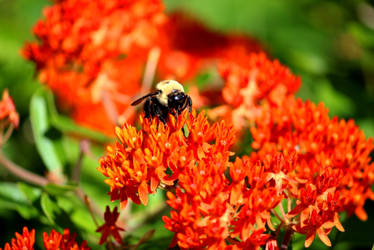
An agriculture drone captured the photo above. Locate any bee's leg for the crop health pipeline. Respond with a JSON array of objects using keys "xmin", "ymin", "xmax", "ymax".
[
  {"xmin": 153, "ymin": 102, "xmax": 167, "ymax": 127},
  {"xmin": 144, "ymin": 99, "xmax": 151, "ymax": 118},
  {"xmin": 180, "ymin": 96, "xmax": 193, "ymax": 114},
  {"xmin": 157, "ymin": 113, "xmax": 167, "ymax": 127},
  {"xmin": 170, "ymin": 109, "xmax": 178, "ymax": 121},
  {"xmin": 179, "ymin": 99, "xmax": 188, "ymax": 114},
  {"xmin": 187, "ymin": 96, "xmax": 192, "ymax": 113}
]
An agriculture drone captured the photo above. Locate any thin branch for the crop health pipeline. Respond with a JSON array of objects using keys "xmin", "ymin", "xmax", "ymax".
[
  {"xmin": 72, "ymin": 140, "xmax": 90, "ymax": 183},
  {"xmin": 271, "ymin": 208, "xmax": 285, "ymax": 224},
  {"xmin": 120, "ymin": 200, "xmax": 132, "ymax": 222},
  {"xmin": 0, "ymin": 151, "xmax": 48, "ymax": 186},
  {"xmin": 72, "ymin": 141, "xmax": 103, "ymax": 220},
  {"xmin": 0, "ymin": 140, "xmax": 103, "ymax": 225},
  {"xmin": 141, "ymin": 47, "xmax": 161, "ymax": 94},
  {"xmin": 102, "ymin": 91, "xmax": 119, "ymax": 124},
  {"xmin": 82, "ymin": 192, "xmax": 100, "ymax": 227},
  {"xmin": 275, "ymin": 221, "xmax": 284, "ymax": 238},
  {"xmin": 1, "ymin": 125, "xmax": 14, "ymax": 145},
  {"xmin": 281, "ymin": 227, "xmax": 294, "ymax": 250},
  {"xmin": 279, "ymin": 201, "xmax": 290, "ymax": 224}
]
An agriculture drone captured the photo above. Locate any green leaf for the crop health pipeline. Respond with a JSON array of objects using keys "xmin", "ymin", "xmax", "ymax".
[
  {"xmin": 42, "ymin": 88, "xmax": 112, "ymax": 143},
  {"xmin": 40, "ymin": 192, "xmax": 61, "ymax": 224},
  {"xmin": 194, "ymin": 70, "xmax": 217, "ymax": 90},
  {"xmin": 313, "ymin": 80, "xmax": 355, "ymax": 117},
  {"xmin": 17, "ymin": 182, "xmax": 42, "ymax": 204},
  {"xmin": 349, "ymin": 23, "xmax": 374, "ymax": 48},
  {"xmin": 15, "ymin": 204, "xmax": 39, "ymax": 219},
  {"xmin": 43, "ymin": 183, "xmax": 78, "ymax": 196},
  {"xmin": 30, "ymin": 88, "xmax": 65, "ymax": 172},
  {"xmin": 357, "ymin": 119, "xmax": 374, "ymax": 139},
  {"xmin": 0, "ymin": 183, "xmax": 39, "ymax": 219},
  {"xmin": 50, "ymin": 115, "xmax": 112, "ymax": 143},
  {"xmin": 0, "ymin": 182, "xmax": 28, "ymax": 204}
]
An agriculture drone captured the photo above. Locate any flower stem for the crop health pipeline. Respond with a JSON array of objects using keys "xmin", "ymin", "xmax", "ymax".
[
  {"xmin": 83, "ymin": 193, "xmax": 100, "ymax": 227},
  {"xmin": 72, "ymin": 140, "xmax": 90, "ymax": 183},
  {"xmin": 281, "ymin": 227, "xmax": 294, "ymax": 250},
  {"xmin": 141, "ymin": 47, "xmax": 160, "ymax": 94},
  {"xmin": 1, "ymin": 125, "xmax": 14, "ymax": 145},
  {"xmin": 0, "ymin": 151, "xmax": 48, "ymax": 186}
]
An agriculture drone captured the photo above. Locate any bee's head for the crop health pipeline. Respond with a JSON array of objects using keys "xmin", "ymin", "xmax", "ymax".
[{"xmin": 156, "ymin": 80, "xmax": 184, "ymax": 95}]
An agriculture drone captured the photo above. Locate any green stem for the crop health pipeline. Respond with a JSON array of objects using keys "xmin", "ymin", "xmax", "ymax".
[{"xmin": 0, "ymin": 151, "xmax": 48, "ymax": 186}]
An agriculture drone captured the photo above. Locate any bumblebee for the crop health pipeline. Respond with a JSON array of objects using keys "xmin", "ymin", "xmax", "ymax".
[{"xmin": 131, "ymin": 80, "xmax": 192, "ymax": 124}]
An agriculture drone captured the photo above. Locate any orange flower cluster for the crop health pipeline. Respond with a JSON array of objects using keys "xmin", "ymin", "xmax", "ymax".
[
  {"xmin": 1, "ymin": 227, "xmax": 89, "ymax": 250},
  {"xmin": 43, "ymin": 229, "xmax": 89, "ymax": 250},
  {"xmin": 96, "ymin": 206, "xmax": 124, "ymax": 245},
  {"xmin": 99, "ymin": 99, "xmax": 373, "ymax": 248},
  {"xmin": 99, "ymin": 109, "xmax": 290, "ymax": 248},
  {"xmin": 98, "ymin": 110, "xmax": 235, "ymax": 207},
  {"xmin": 23, "ymin": 0, "xmax": 260, "ymax": 134},
  {"xmin": 210, "ymin": 53, "xmax": 301, "ymax": 130},
  {"xmin": 23, "ymin": 0, "xmax": 167, "ymax": 133},
  {"xmin": 1, "ymin": 227, "xmax": 34, "ymax": 250},
  {"xmin": 249, "ymin": 97, "xmax": 374, "ymax": 247},
  {"xmin": 163, "ymin": 149, "xmax": 300, "ymax": 249},
  {"xmin": 0, "ymin": 90, "xmax": 19, "ymax": 129}
]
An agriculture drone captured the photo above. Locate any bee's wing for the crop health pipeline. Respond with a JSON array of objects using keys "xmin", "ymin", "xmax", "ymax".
[{"xmin": 131, "ymin": 91, "xmax": 160, "ymax": 106}]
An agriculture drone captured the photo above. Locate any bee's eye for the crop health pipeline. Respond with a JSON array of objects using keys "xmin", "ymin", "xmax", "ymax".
[{"xmin": 173, "ymin": 93, "xmax": 185, "ymax": 101}]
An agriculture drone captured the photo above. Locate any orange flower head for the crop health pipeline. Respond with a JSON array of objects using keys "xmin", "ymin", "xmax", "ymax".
[
  {"xmin": 96, "ymin": 206, "xmax": 124, "ymax": 245},
  {"xmin": 98, "ymin": 109, "xmax": 236, "ymax": 206},
  {"xmin": 23, "ymin": 0, "xmax": 167, "ymax": 134},
  {"xmin": 1, "ymin": 227, "xmax": 35, "ymax": 250},
  {"xmin": 163, "ymin": 151, "xmax": 296, "ymax": 248},
  {"xmin": 210, "ymin": 52, "xmax": 300, "ymax": 130},
  {"xmin": 0, "ymin": 89, "xmax": 19, "ymax": 128},
  {"xmin": 250, "ymin": 96, "xmax": 374, "ymax": 247},
  {"xmin": 23, "ymin": 0, "xmax": 263, "ymax": 135},
  {"xmin": 43, "ymin": 228, "xmax": 90, "ymax": 250}
]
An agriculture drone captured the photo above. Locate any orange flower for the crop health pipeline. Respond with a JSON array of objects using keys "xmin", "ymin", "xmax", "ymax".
[
  {"xmin": 23, "ymin": 0, "xmax": 167, "ymax": 134},
  {"xmin": 0, "ymin": 89, "xmax": 19, "ymax": 128},
  {"xmin": 1, "ymin": 227, "xmax": 89, "ymax": 250},
  {"xmin": 98, "ymin": 109, "xmax": 235, "ymax": 206},
  {"xmin": 163, "ymin": 157, "xmax": 232, "ymax": 249},
  {"xmin": 163, "ymin": 151, "xmax": 294, "ymax": 249},
  {"xmin": 96, "ymin": 206, "xmax": 124, "ymax": 245},
  {"xmin": 43, "ymin": 229, "xmax": 89, "ymax": 250},
  {"xmin": 250, "ymin": 97, "xmax": 374, "ymax": 247},
  {"xmin": 23, "ymin": 0, "xmax": 261, "ymax": 135},
  {"xmin": 210, "ymin": 52, "xmax": 300, "ymax": 130},
  {"xmin": 1, "ymin": 227, "xmax": 35, "ymax": 250}
]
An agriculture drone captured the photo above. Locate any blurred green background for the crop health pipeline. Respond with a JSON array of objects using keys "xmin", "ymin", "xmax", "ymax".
[{"xmin": 0, "ymin": 0, "xmax": 373, "ymax": 249}]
